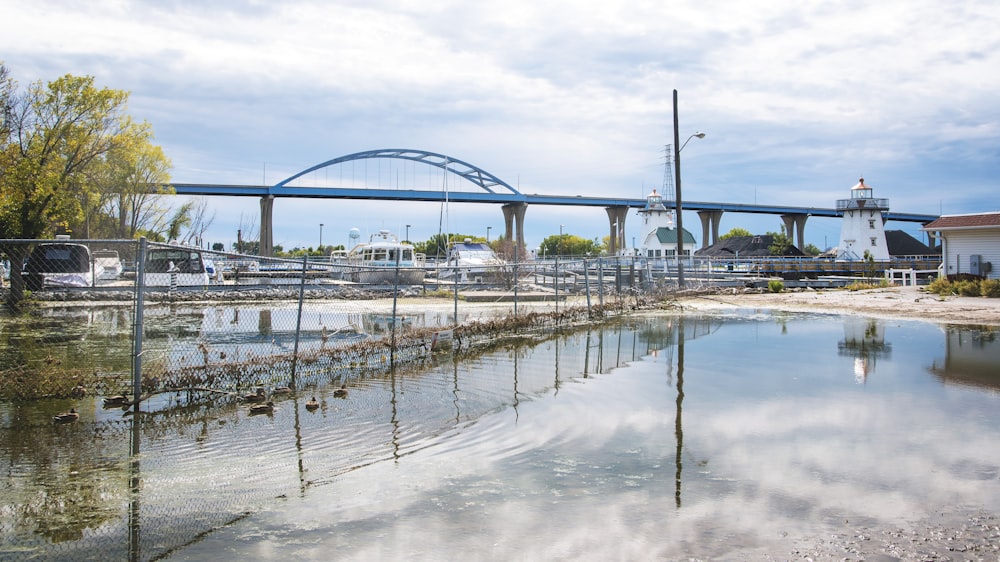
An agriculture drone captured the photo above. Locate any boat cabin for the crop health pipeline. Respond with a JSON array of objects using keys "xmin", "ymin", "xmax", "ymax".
[
  {"xmin": 23, "ymin": 243, "xmax": 98, "ymax": 289},
  {"xmin": 143, "ymin": 247, "xmax": 211, "ymax": 286}
]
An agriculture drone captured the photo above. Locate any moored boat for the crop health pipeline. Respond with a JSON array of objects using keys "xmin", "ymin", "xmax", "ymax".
[
  {"xmin": 143, "ymin": 245, "xmax": 211, "ymax": 287},
  {"xmin": 438, "ymin": 238, "xmax": 506, "ymax": 283},
  {"xmin": 23, "ymin": 242, "xmax": 103, "ymax": 289},
  {"xmin": 347, "ymin": 230, "xmax": 426, "ymax": 284}
]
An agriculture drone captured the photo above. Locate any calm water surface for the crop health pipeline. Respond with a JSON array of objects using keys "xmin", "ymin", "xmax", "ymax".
[{"xmin": 2, "ymin": 308, "xmax": 999, "ymax": 560}]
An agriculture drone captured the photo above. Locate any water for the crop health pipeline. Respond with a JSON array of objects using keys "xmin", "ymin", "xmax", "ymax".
[{"xmin": 1, "ymin": 309, "xmax": 999, "ymax": 560}]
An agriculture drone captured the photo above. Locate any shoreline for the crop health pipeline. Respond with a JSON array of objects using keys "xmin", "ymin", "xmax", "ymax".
[{"xmin": 678, "ymin": 285, "xmax": 1000, "ymax": 327}]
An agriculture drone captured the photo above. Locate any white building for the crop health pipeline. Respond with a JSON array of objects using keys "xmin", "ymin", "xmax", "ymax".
[
  {"xmin": 836, "ymin": 178, "xmax": 890, "ymax": 261},
  {"xmin": 637, "ymin": 189, "xmax": 696, "ymax": 259},
  {"xmin": 922, "ymin": 212, "xmax": 1000, "ymax": 280}
]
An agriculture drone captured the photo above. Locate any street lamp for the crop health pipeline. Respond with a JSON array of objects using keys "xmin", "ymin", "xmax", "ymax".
[
  {"xmin": 486, "ymin": 226, "xmax": 492, "ymax": 243},
  {"xmin": 405, "ymin": 224, "xmax": 411, "ymax": 242},
  {"xmin": 319, "ymin": 223, "xmax": 324, "ymax": 248},
  {"xmin": 559, "ymin": 224, "xmax": 564, "ymax": 255},
  {"xmin": 673, "ymin": 88, "xmax": 705, "ymax": 289}
]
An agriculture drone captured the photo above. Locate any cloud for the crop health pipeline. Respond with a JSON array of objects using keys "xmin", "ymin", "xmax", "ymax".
[{"xmin": 3, "ymin": 0, "xmax": 999, "ymax": 248}]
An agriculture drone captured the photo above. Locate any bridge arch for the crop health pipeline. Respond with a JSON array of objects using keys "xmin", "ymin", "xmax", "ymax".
[{"xmin": 272, "ymin": 149, "xmax": 522, "ymax": 195}]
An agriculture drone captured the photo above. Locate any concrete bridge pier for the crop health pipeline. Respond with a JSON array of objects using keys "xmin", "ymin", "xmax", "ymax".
[
  {"xmin": 605, "ymin": 206, "xmax": 628, "ymax": 255},
  {"xmin": 697, "ymin": 210, "xmax": 724, "ymax": 248},
  {"xmin": 780, "ymin": 213, "xmax": 808, "ymax": 251},
  {"xmin": 502, "ymin": 203, "xmax": 528, "ymax": 260},
  {"xmin": 260, "ymin": 195, "xmax": 274, "ymax": 257}
]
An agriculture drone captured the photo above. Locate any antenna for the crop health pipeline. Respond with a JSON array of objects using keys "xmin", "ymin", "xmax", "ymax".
[{"xmin": 662, "ymin": 144, "xmax": 675, "ymax": 202}]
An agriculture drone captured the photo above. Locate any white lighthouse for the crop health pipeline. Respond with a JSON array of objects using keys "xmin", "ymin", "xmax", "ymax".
[
  {"xmin": 836, "ymin": 178, "xmax": 890, "ymax": 261},
  {"xmin": 638, "ymin": 189, "xmax": 695, "ymax": 258}
]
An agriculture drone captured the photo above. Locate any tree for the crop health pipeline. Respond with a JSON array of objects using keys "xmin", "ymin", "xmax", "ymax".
[
  {"xmin": 180, "ymin": 198, "xmax": 215, "ymax": 246},
  {"xmin": 165, "ymin": 200, "xmax": 194, "ymax": 242},
  {"xmin": 539, "ymin": 233, "xmax": 600, "ymax": 257},
  {"xmin": 803, "ymin": 243, "xmax": 821, "ymax": 256},
  {"xmin": 767, "ymin": 226, "xmax": 793, "ymax": 256},
  {"xmin": 415, "ymin": 233, "xmax": 480, "ymax": 259},
  {"xmin": 720, "ymin": 227, "xmax": 752, "ymax": 240},
  {"xmin": 97, "ymin": 120, "xmax": 174, "ymax": 239},
  {"xmin": 1, "ymin": 67, "xmax": 167, "ymax": 307}
]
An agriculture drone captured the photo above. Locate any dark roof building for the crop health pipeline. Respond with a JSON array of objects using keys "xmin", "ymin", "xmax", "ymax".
[
  {"xmin": 884, "ymin": 230, "xmax": 936, "ymax": 256},
  {"xmin": 694, "ymin": 235, "xmax": 805, "ymax": 257}
]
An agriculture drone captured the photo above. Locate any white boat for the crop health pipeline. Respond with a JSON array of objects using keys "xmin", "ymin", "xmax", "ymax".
[
  {"xmin": 439, "ymin": 238, "xmax": 506, "ymax": 282},
  {"xmin": 92, "ymin": 249, "xmax": 124, "ymax": 280},
  {"xmin": 143, "ymin": 246, "xmax": 211, "ymax": 287},
  {"xmin": 347, "ymin": 230, "xmax": 426, "ymax": 284},
  {"xmin": 23, "ymin": 242, "xmax": 103, "ymax": 288}
]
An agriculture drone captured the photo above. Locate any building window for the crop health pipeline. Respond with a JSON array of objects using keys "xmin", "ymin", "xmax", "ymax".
[
  {"xmin": 868, "ymin": 219, "xmax": 876, "ymax": 229},
  {"xmin": 870, "ymin": 238, "xmax": 877, "ymax": 246}
]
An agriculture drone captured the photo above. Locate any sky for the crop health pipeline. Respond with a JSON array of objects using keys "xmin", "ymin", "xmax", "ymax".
[{"xmin": 3, "ymin": 0, "xmax": 999, "ymax": 253}]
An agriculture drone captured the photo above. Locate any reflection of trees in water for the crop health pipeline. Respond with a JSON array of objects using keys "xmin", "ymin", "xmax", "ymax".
[
  {"xmin": 2, "ymin": 410, "xmax": 126, "ymax": 545},
  {"xmin": 0, "ymin": 308, "xmax": 135, "ymax": 398}
]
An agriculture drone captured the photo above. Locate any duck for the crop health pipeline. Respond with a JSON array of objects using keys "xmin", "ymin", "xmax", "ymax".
[
  {"xmin": 249, "ymin": 401, "xmax": 274, "ymax": 415},
  {"xmin": 333, "ymin": 384, "xmax": 348, "ymax": 399},
  {"xmin": 53, "ymin": 408, "xmax": 80, "ymax": 424},
  {"xmin": 243, "ymin": 388, "xmax": 266, "ymax": 403},
  {"xmin": 70, "ymin": 384, "xmax": 87, "ymax": 398},
  {"xmin": 272, "ymin": 383, "xmax": 295, "ymax": 395},
  {"xmin": 103, "ymin": 393, "xmax": 129, "ymax": 408},
  {"xmin": 305, "ymin": 396, "xmax": 320, "ymax": 411}
]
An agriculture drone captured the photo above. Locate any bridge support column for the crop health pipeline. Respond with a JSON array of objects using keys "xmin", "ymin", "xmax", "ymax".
[
  {"xmin": 260, "ymin": 195, "xmax": 274, "ymax": 257},
  {"xmin": 780, "ymin": 213, "xmax": 808, "ymax": 251},
  {"xmin": 502, "ymin": 203, "xmax": 528, "ymax": 260},
  {"xmin": 697, "ymin": 210, "xmax": 724, "ymax": 248},
  {"xmin": 605, "ymin": 206, "xmax": 628, "ymax": 255}
]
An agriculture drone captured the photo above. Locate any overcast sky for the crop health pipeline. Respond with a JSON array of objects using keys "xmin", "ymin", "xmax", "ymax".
[{"xmin": 4, "ymin": 0, "xmax": 999, "ymax": 252}]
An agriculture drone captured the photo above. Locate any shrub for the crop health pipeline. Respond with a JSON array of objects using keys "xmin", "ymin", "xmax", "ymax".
[
  {"xmin": 955, "ymin": 280, "xmax": 981, "ymax": 297},
  {"xmin": 846, "ymin": 280, "xmax": 889, "ymax": 291},
  {"xmin": 981, "ymin": 279, "xmax": 1000, "ymax": 298},
  {"xmin": 927, "ymin": 278, "xmax": 955, "ymax": 296},
  {"xmin": 768, "ymin": 279, "xmax": 784, "ymax": 293}
]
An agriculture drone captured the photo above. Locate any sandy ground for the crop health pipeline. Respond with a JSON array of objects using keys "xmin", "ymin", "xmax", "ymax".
[{"xmin": 678, "ymin": 285, "xmax": 1000, "ymax": 327}]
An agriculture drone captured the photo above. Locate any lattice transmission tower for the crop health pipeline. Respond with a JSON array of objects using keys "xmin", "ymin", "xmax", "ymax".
[{"xmin": 662, "ymin": 144, "xmax": 675, "ymax": 202}]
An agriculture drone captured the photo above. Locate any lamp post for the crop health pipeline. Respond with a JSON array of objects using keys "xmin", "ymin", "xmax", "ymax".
[
  {"xmin": 319, "ymin": 223, "xmax": 324, "ymax": 248},
  {"xmin": 673, "ymin": 89, "xmax": 705, "ymax": 289},
  {"xmin": 405, "ymin": 224, "xmax": 410, "ymax": 243},
  {"xmin": 559, "ymin": 225, "xmax": 565, "ymax": 255},
  {"xmin": 487, "ymin": 226, "xmax": 492, "ymax": 243}
]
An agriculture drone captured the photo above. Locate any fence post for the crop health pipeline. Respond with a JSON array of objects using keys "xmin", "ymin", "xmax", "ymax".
[
  {"xmin": 584, "ymin": 258, "xmax": 592, "ymax": 310},
  {"xmin": 452, "ymin": 260, "xmax": 458, "ymax": 326},
  {"xmin": 598, "ymin": 258, "xmax": 605, "ymax": 308},
  {"xmin": 513, "ymin": 257, "xmax": 519, "ymax": 317},
  {"xmin": 291, "ymin": 254, "xmax": 308, "ymax": 381},
  {"xmin": 392, "ymin": 251, "xmax": 401, "ymax": 363},
  {"xmin": 555, "ymin": 254, "xmax": 559, "ymax": 315},
  {"xmin": 131, "ymin": 238, "xmax": 147, "ymax": 413}
]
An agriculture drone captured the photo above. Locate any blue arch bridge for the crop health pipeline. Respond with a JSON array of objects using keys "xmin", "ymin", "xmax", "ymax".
[{"xmin": 170, "ymin": 149, "xmax": 938, "ymax": 257}]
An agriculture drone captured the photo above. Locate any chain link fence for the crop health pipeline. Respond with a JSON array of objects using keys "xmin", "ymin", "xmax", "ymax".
[{"xmin": 3, "ymin": 237, "xmax": 689, "ymax": 560}]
